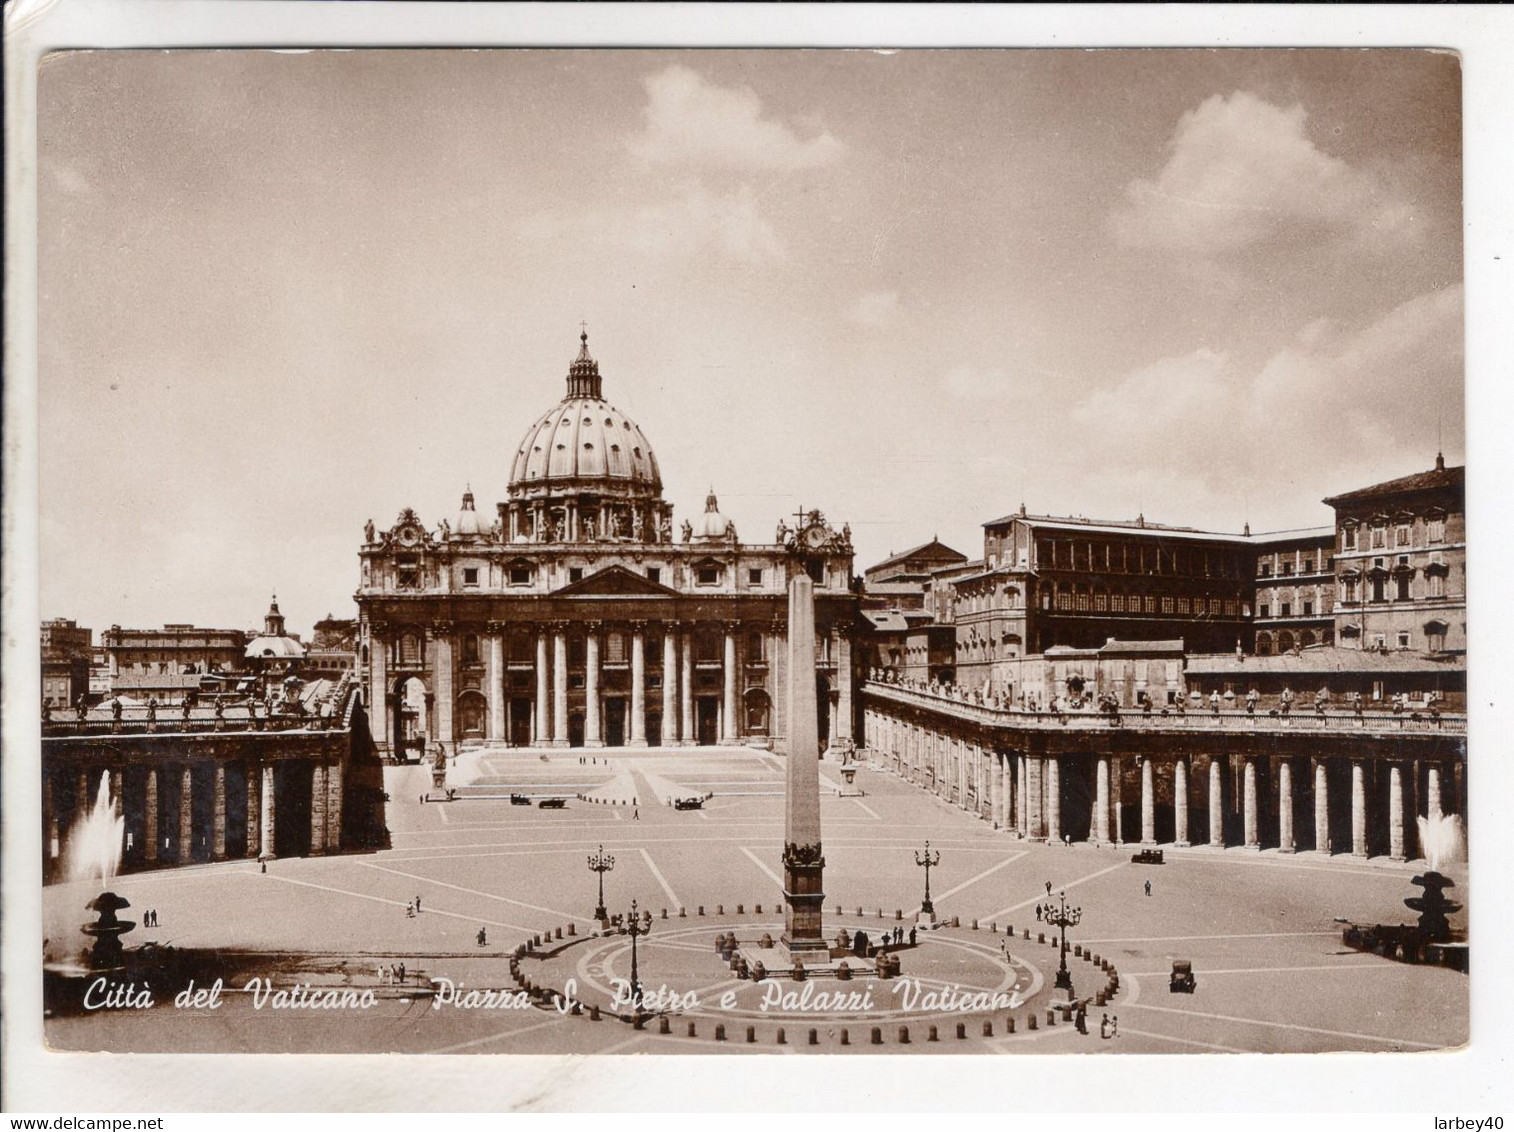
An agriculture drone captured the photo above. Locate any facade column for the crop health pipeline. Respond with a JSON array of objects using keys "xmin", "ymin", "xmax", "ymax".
[
  {"xmin": 310, "ymin": 763, "xmax": 328, "ymax": 856},
  {"xmin": 552, "ymin": 625, "xmax": 569, "ymax": 747},
  {"xmin": 433, "ymin": 626, "xmax": 454, "ymax": 751},
  {"xmin": 244, "ymin": 763, "xmax": 259, "ymax": 858},
  {"xmin": 1017, "ymin": 754, "xmax": 1029, "ymax": 836},
  {"xmin": 1140, "ymin": 755, "xmax": 1156, "ymax": 845},
  {"xmin": 1003, "ymin": 752, "xmax": 1014, "ymax": 833},
  {"xmin": 1026, "ymin": 755, "xmax": 1045, "ymax": 839},
  {"xmin": 259, "ymin": 763, "xmax": 276, "ymax": 860},
  {"xmin": 144, "ymin": 768, "xmax": 159, "ymax": 863},
  {"xmin": 368, "ymin": 623, "xmax": 389, "ymax": 757},
  {"xmin": 662, "ymin": 625, "xmax": 679, "ymax": 745},
  {"xmin": 1094, "ymin": 756, "xmax": 1111, "ymax": 844},
  {"xmin": 535, "ymin": 630, "xmax": 551, "ymax": 745},
  {"xmin": 1209, "ymin": 756, "xmax": 1225, "ymax": 848},
  {"xmin": 1314, "ymin": 758, "xmax": 1330, "ymax": 855},
  {"xmin": 1173, "ymin": 756, "xmax": 1190, "ymax": 847},
  {"xmin": 1389, "ymin": 763, "xmax": 1406, "ymax": 861},
  {"xmin": 721, "ymin": 623, "xmax": 739, "ymax": 745},
  {"xmin": 629, "ymin": 622, "xmax": 648, "ymax": 746},
  {"xmin": 835, "ymin": 629, "xmax": 854, "ymax": 746},
  {"xmin": 990, "ymin": 750, "xmax": 1003, "ymax": 828},
  {"xmin": 1046, "ymin": 755, "xmax": 1062, "ymax": 843},
  {"xmin": 584, "ymin": 623, "xmax": 603, "ymax": 747},
  {"xmin": 326, "ymin": 762, "xmax": 344, "ymax": 851},
  {"xmin": 679, "ymin": 629, "xmax": 695, "ymax": 745},
  {"xmin": 1277, "ymin": 758, "xmax": 1296, "ymax": 853},
  {"xmin": 487, "ymin": 629, "xmax": 505, "ymax": 742},
  {"xmin": 212, "ymin": 764, "xmax": 227, "ymax": 860},
  {"xmin": 1243, "ymin": 757, "xmax": 1259, "ymax": 849},
  {"xmin": 1351, "ymin": 760, "xmax": 1369, "ymax": 858},
  {"xmin": 1426, "ymin": 762, "xmax": 1443, "ymax": 825},
  {"xmin": 179, "ymin": 766, "xmax": 194, "ymax": 862}
]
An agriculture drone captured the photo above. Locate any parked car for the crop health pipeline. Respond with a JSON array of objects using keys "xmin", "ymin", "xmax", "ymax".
[
  {"xmin": 509, "ymin": 793, "xmax": 531, "ymax": 806},
  {"xmin": 538, "ymin": 798, "xmax": 567, "ymax": 809},
  {"xmin": 673, "ymin": 797, "xmax": 704, "ymax": 811},
  {"xmin": 1169, "ymin": 959, "xmax": 1196, "ymax": 993}
]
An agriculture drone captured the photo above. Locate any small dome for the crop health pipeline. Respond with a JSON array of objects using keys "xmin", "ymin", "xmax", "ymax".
[
  {"xmin": 245, "ymin": 635, "xmax": 306, "ymax": 660},
  {"xmin": 454, "ymin": 487, "xmax": 484, "ymax": 537},
  {"xmin": 694, "ymin": 488, "xmax": 733, "ymax": 541}
]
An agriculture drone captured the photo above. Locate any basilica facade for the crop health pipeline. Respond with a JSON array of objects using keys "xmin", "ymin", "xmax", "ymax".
[{"xmin": 355, "ymin": 333, "xmax": 860, "ymax": 760}]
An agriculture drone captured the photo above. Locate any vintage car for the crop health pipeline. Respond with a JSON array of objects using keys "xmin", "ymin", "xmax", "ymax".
[
  {"xmin": 1131, "ymin": 848, "xmax": 1165, "ymax": 865},
  {"xmin": 1169, "ymin": 959, "xmax": 1196, "ymax": 993},
  {"xmin": 538, "ymin": 797, "xmax": 567, "ymax": 809},
  {"xmin": 673, "ymin": 797, "xmax": 704, "ymax": 811},
  {"xmin": 509, "ymin": 793, "xmax": 532, "ymax": 806}
]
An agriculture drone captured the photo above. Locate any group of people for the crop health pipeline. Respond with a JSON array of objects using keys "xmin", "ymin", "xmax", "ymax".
[
  {"xmin": 405, "ymin": 894, "xmax": 423, "ymax": 918},
  {"xmin": 377, "ymin": 962, "xmax": 407, "ymax": 984},
  {"xmin": 141, "ymin": 908, "xmax": 160, "ymax": 927}
]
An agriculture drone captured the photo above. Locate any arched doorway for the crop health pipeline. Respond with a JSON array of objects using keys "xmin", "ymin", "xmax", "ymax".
[{"xmin": 393, "ymin": 676, "xmax": 429, "ymax": 763}]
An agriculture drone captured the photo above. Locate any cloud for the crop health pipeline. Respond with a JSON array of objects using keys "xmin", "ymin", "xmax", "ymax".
[
  {"xmin": 1108, "ymin": 92, "xmax": 1417, "ymax": 256},
  {"xmin": 628, "ymin": 65, "xmax": 844, "ymax": 171},
  {"xmin": 847, "ymin": 291, "xmax": 900, "ymax": 327}
]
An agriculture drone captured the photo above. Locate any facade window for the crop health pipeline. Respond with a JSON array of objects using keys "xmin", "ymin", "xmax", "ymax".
[
  {"xmin": 1342, "ymin": 526, "xmax": 1358, "ymax": 551},
  {"xmin": 747, "ymin": 633, "xmax": 764, "ymax": 662},
  {"xmin": 1371, "ymin": 680, "xmax": 1384, "ymax": 701},
  {"xmin": 1144, "ymin": 595, "xmax": 1157, "ymax": 614},
  {"xmin": 509, "ymin": 566, "xmax": 532, "ymax": 585},
  {"xmin": 1395, "ymin": 573, "xmax": 1411, "ymax": 601},
  {"xmin": 569, "ymin": 567, "xmax": 584, "ymax": 583},
  {"xmin": 647, "ymin": 567, "xmax": 661, "ymax": 584},
  {"xmin": 1371, "ymin": 575, "xmax": 1386, "ymax": 603},
  {"xmin": 1372, "ymin": 526, "xmax": 1386, "ymax": 549},
  {"xmin": 697, "ymin": 567, "xmax": 720, "ymax": 585},
  {"xmin": 1280, "ymin": 561, "xmax": 1294, "ymax": 576},
  {"xmin": 748, "ymin": 568, "xmax": 763, "ymax": 585},
  {"xmin": 1428, "ymin": 516, "xmax": 1445, "ymax": 543},
  {"xmin": 1397, "ymin": 631, "xmax": 1411, "ymax": 650},
  {"xmin": 1258, "ymin": 560, "xmax": 1272, "ymax": 578},
  {"xmin": 1258, "ymin": 603, "xmax": 1270, "ymax": 619},
  {"xmin": 462, "ymin": 636, "xmax": 479, "ymax": 665},
  {"xmin": 1160, "ymin": 596, "xmax": 1175, "ymax": 614},
  {"xmin": 1280, "ymin": 602, "xmax": 1291, "ymax": 618},
  {"xmin": 1076, "ymin": 590, "xmax": 1091, "ymax": 611},
  {"xmin": 1110, "ymin": 593, "xmax": 1125, "ymax": 613},
  {"xmin": 1302, "ymin": 600, "xmax": 1313, "ymax": 616},
  {"xmin": 1396, "ymin": 524, "xmax": 1411, "ymax": 547},
  {"xmin": 1056, "ymin": 590, "xmax": 1072, "ymax": 611},
  {"xmin": 1300, "ymin": 557, "xmax": 1314, "ymax": 574},
  {"xmin": 462, "ymin": 567, "xmax": 479, "ymax": 587},
  {"xmin": 1177, "ymin": 597, "xmax": 1190, "ymax": 614},
  {"xmin": 1224, "ymin": 600, "xmax": 1237, "ymax": 616},
  {"xmin": 1429, "ymin": 571, "xmax": 1444, "ymax": 598},
  {"xmin": 1094, "ymin": 591, "xmax": 1108, "ymax": 612},
  {"xmin": 1342, "ymin": 578, "xmax": 1357, "ymax": 603}
]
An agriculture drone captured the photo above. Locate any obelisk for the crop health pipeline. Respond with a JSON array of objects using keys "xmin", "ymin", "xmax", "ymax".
[{"xmin": 782, "ymin": 573, "xmax": 827, "ymax": 954}]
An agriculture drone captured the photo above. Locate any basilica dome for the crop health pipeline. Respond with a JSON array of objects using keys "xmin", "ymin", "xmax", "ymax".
[{"xmin": 507, "ymin": 332, "xmax": 662, "ymax": 501}]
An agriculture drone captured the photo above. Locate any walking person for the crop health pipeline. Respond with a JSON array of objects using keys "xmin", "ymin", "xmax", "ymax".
[
  {"xmin": 415, "ymin": 895, "xmax": 422, "ymax": 914},
  {"xmin": 1110, "ymin": 1015, "xmax": 1119, "ymax": 1038},
  {"xmin": 1144, "ymin": 879, "xmax": 1152, "ymax": 897},
  {"xmin": 477, "ymin": 927, "xmax": 487, "ymax": 947},
  {"xmin": 909, "ymin": 926, "xmax": 917, "ymax": 947},
  {"xmin": 1100, "ymin": 1013, "xmax": 1110, "ymax": 1039}
]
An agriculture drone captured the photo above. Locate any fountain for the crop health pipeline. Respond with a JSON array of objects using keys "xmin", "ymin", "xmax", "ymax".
[
  {"xmin": 81, "ymin": 891, "xmax": 136, "ymax": 969},
  {"xmin": 1341, "ymin": 813, "xmax": 1467, "ymax": 971},
  {"xmin": 48, "ymin": 772, "xmax": 137, "ymax": 972}
]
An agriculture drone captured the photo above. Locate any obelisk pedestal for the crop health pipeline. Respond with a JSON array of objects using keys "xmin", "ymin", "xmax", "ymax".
[{"xmin": 782, "ymin": 574, "xmax": 828, "ymax": 956}]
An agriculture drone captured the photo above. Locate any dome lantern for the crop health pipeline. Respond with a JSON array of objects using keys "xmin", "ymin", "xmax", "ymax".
[{"xmin": 566, "ymin": 326, "xmax": 603, "ymax": 400}]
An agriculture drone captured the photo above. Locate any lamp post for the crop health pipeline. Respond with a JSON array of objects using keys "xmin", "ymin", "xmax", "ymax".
[
  {"xmin": 626, "ymin": 898, "xmax": 648, "ymax": 1021},
  {"xmin": 1036, "ymin": 888, "xmax": 1083, "ymax": 997},
  {"xmin": 915, "ymin": 839, "xmax": 941, "ymax": 917},
  {"xmin": 587, "ymin": 844, "xmax": 614, "ymax": 922}
]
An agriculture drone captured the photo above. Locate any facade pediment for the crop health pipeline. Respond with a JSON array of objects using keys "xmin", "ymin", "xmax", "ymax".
[{"xmin": 552, "ymin": 565, "xmax": 680, "ymax": 598}]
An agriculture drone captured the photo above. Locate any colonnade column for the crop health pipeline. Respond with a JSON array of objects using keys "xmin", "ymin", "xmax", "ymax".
[
  {"xmin": 144, "ymin": 768, "xmax": 159, "ymax": 863},
  {"xmin": 662, "ymin": 625, "xmax": 679, "ymax": 745},
  {"xmin": 1242, "ymin": 757, "xmax": 1259, "ymax": 849},
  {"xmin": 679, "ymin": 630, "xmax": 695, "ymax": 746},
  {"xmin": 1026, "ymin": 755, "xmax": 1044, "ymax": 839},
  {"xmin": 1017, "ymin": 755, "xmax": 1029, "ymax": 836},
  {"xmin": 212, "ymin": 764, "xmax": 227, "ymax": 860},
  {"xmin": 1389, "ymin": 763, "xmax": 1406, "ymax": 861},
  {"xmin": 552, "ymin": 625, "xmax": 569, "ymax": 748},
  {"xmin": 1426, "ymin": 762, "xmax": 1443, "ymax": 825},
  {"xmin": 1003, "ymin": 752, "xmax": 1014, "ymax": 833},
  {"xmin": 1045, "ymin": 756, "xmax": 1062, "ymax": 843},
  {"xmin": 1140, "ymin": 755, "xmax": 1156, "ymax": 845},
  {"xmin": 179, "ymin": 766, "xmax": 194, "ymax": 862},
  {"xmin": 1209, "ymin": 757, "xmax": 1225, "ymax": 848},
  {"xmin": 990, "ymin": 750, "xmax": 1003, "ymax": 828},
  {"xmin": 244, "ymin": 764, "xmax": 259, "ymax": 858},
  {"xmin": 310, "ymin": 763, "xmax": 328, "ymax": 856},
  {"xmin": 535, "ymin": 631, "xmax": 551, "ymax": 745},
  {"xmin": 259, "ymin": 762, "xmax": 276, "ymax": 860},
  {"xmin": 1351, "ymin": 760, "xmax": 1368, "ymax": 858},
  {"xmin": 1314, "ymin": 758, "xmax": 1330, "ymax": 855},
  {"xmin": 721, "ymin": 623, "xmax": 739, "ymax": 745},
  {"xmin": 584, "ymin": 623, "xmax": 602, "ymax": 747},
  {"xmin": 629, "ymin": 622, "xmax": 648, "ymax": 747},
  {"xmin": 487, "ymin": 629, "xmax": 505, "ymax": 743},
  {"xmin": 1277, "ymin": 759, "xmax": 1295, "ymax": 853},
  {"xmin": 1094, "ymin": 756, "xmax": 1111, "ymax": 845},
  {"xmin": 1173, "ymin": 756, "xmax": 1190, "ymax": 848}
]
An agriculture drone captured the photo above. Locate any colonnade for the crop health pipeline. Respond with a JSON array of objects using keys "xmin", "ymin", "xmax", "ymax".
[{"xmin": 864, "ymin": 709, "xmax": 1463, "ymax": 862}]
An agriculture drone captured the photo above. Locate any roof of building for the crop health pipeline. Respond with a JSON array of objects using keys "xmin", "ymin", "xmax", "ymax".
[
  {"xmin": 507, "ymin": 332, "xmax": 662, "ymax": 496},
  {"xmin": 983, "ymin": 512, "xmax": 1252, "ymax": 545},
  {"xmin": 1249, "ymin": 525, "xmax": 1336, "ymax": 545},
  {"xmin": 112, "ymin": 673, "xmax": 205, "ymax": 690},
  {"xmin": 1186, "ymin": 647, "xmax": 1466, "ymax": 676},
  {"xmin": 1322, "ymin": 458, "xmax": 1464, "ymax": 508},
  {"xmin": 245, "ymin": 635, "xmax": 307, "ymax": 660},
  {"xmin": 861, "ymin": 581, "xmax": 929, "ymax": 595},
  {"xmin": 1099, "ymin": 638, "xmax": 1187, "ymax": 655},
  {"xmin": 864, "ymin": 538, "xmax": 968, "ymax": 576},
  {"xmin": 865, "ymin": 610, "xmax": 911, "ymax": 632}
]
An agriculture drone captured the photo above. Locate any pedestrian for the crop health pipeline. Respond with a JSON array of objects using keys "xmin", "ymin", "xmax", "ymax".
[
  {"xmin": 1110, "ymin": 1015, "xmax": 1119, "ymax": 1038},
  {"xmin": 1063, "ymin": 833, "xmax": 1071, "ymax": 848},
  {"xmin": 633, "ymin": 808, "xmax": 639, "ymax": 821},
  {"xmin": 1076, "ymin": 1003, "xmax": 1088, "ymax": 1034},
  {"xmin": 896, "ymin": 926, "xmax": 904, "ymax": 945},
  {"xmin": 1100, "ymin": 1013, "xmax": 1110, "ymax": 1039},
  {"xmin": 415, "ymin": 895, "xmax": 422, "ymax": 914},
  {"xmin": 478, "ymin": 927, "xmax": 487, "ymax": 946},
  {"xmin": 398, "ymin": 963, "xmax": 406, "ymax": 983},
  {"xmin": 909, "ymin": 926, "xmax": 917, "ymax": 946},
  {"xmin": 1144, "ymin": 879, "xmax": 1152, "ymax": 897},
  {"xmin": 1209, "ymin": 690, "xmax": 1220, "ymax": 715},
  {"xmin": 260, "ymin": 860, "xmax": 267, "ymax": 874},
  {"xmin": 1035, "ymin": 904, "xmax": 1043, "ymax": 922},
  {"xmin": 406, "ymin": 901, "xmax": 415, "ymax": 918},
  {"xmin": 1045, "ymin": 880, "xmax": 1053, "ymax": 896}
]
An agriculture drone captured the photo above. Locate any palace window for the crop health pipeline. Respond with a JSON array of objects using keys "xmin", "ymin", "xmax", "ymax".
[
  {"xmin": 1258, "ymin": 560, "xmax": 1272, "ymax": 577},
  {"xmin": 1076, "ymin": 589, "xmax": 1091, "ymax": 611},
  {"xmin": 462, "ymin": 567, "xmax": 479, "ymax": 587},
  {"xmin": 697, "ymin": 566, "xmax": 720, "ymax": 586},
  {"xmin": 1397, "ymin": 524, "xmax": 1412, "ymax": 547},
  {"xmin": 1302, "ymin": 600, "xmax": 1313, "ymax": 616},
  {"xmin": 569, "ymin": 567, "xmax": 584, "ymax": 583},
  {"xmin": 1224, "ymin": 600, "xmax": 1237, "ymax": 616},
  {"xmin": 1144, "ymin": 595, "xmax": 1157, "ymax": 614},
  {"xmin": 1160, "ymin": 596, "xmax": 1175, "ymax": 614},
  {"xmin": 647, "ymin": 567, "xmax": 661, "ymax": 584},
  {"xmin": 748, "ymin": 568, "xmax": 763, "ymax": 585},
  {"xmin": 1056, "ymin": 589, "xmax": 1072, "ymax": 611},
  {"xmin": 1342, "ymin": 578, "xmax": 1357, "ymax": 603},
  {"xmin": 1396, "ymin": 573, "xmax": 1411, "ymax": 601},
  {"xmin": 1280, "ymin": 561, "xmax": 1294, "ymax": 576},
  {"xmin": 1258, "ymin": 603, "xmax": 1270, "ymax": 619},
  {"xmin": 1342, "ymin": 525, "xmax": 1358, "ymax": 551},
  {"xmin": 1429, "ymin": 571, "xmax": 1445, "ymax": 598},
  {"xmin": 1280, "ymin": 602, "xmax": 1291, "ymax": 618},
  {"xmin": 1110, "ymin": 592, "xmax": 1125, "ymax": 613},
  {"xmin": 1177, "ymin": 597, "xmax": 1190, "ymax": 614},
  {"xmin": 1094, "ymin": 591, "xmax": 1108, "ymax": 612},
  {"xmin": 509, "ymin": 565, "xmax": 532, "ymax": 586},
  {"xmin": 1300, "ymin": 557, "xmax": 1313, "ymax": 573},
  {"xmin": 1397, "ymin": 631, "xmax": 1411, "ymax": 650},
  {"xmin": 1428, "ymin": 516, "xmax": 1445, "ymax": 543},
  {"xmin": 1371, "ymin": 525, "xmax": 1386, "ymax": 549}
]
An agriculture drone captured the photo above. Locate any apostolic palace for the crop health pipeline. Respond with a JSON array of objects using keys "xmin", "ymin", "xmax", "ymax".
[{"xmin": 354, "ymin": 332, "xmax": 860, "ymax": 761}]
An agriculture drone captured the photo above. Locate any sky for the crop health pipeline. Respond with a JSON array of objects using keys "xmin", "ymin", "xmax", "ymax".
[{"xmin": 36, "ymin": 48, "xmax": 1464, "ymax": 637}]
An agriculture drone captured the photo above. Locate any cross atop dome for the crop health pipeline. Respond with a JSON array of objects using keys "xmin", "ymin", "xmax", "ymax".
[{"xmin": 567, "ymin": 324, "xmax": 603, "ymax": 399}]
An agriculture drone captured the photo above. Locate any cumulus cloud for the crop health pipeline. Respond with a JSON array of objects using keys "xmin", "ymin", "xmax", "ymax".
[
  {"xmin": 1108, "ymin": 91, "xmax": 1417, "ymax": 255},
  {"xmin": 628, "ymin": 64, "xmax": 844, "ymax": 171},
  {"xmin": 847, "ymin": 290, "xmax": 900, "ymax": 326}
]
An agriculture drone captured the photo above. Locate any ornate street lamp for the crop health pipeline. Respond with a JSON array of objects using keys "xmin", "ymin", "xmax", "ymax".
[
  {"xmin": 587, "ymin": 844, "xmax": 615, "ymax": 922},
  {"xmin": 1036, "ymin": 888, "xmax": 1083, "ymax": 997},
  {"xmin": 915, "ymin": 839, "xmax": 942, "ymax": 917},
  {"xmin": 626, "ymin": 898, "xmax": 648, "ymax": 1020}
]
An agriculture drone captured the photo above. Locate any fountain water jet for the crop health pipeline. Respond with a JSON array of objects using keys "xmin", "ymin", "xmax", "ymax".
[
  {"xmin": 1416, "ymin": 813, "xmax": 1465, "ymax": 871},
  {"xmin": 57, "ymin": 771, "xmax": 136, "ymax": 970}
]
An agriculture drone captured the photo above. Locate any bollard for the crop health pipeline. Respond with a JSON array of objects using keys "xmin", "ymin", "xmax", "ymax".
[
  {"xmin": 737, "ymin": 904, "xmax": 744, "ymax": 914},
  {"xmin": 756, "ymin": 904, "xmax": 762, "ymax": 914},
  {"xmin": 841, "ymin": 1028, "xmax": 850, "ymax": 1046},
  {"xmin": 1074, "ymin": 945, "xmax": 1082, "ymax": 957},
  {"xmin": 715, "ymin": 1024, "xmax": 726, "ymax": 1042},
  {"xmin": 590, "ymin": 1005, "xmax": 601, "ymax": 1021},
  {"xmin": 1038, "ymin": 933, "xmax": 1045, "ymax": 944},
  {"xmin": 717, "ymin": 905, "xmax": 724, "ymax": 915},
  {"xmin": 662, "ymin": 908, "xmax": 668, "ymax": 919},
  {"xmin": 856, "ymin": 907, "xmax": 863, "ymax": 917},
  {"xmin": 928, "ymin": 1025, "xmax": 939, "ymax": 1042},
  {"xmin": 898, "ymin": 1026, "xmax": 910, "ymax": 1044},
  {"xmin": 658, "ymin": 1016, "xmax": 670, "ymax": 1034},
  {"xmin": 776, "ymin": 1027, "xmax": 787, "ymax": 1045},
  {"xmin": 1095, "ymin": 991, "xmax": 1106, "ymax": 1007},
  {"xmin": 1023, "ymin": 929, "xmax": 1030, "ymax": 940},
  {"xmin": 698, "ymin": 906, "xmax": 705, "ymax": 916},
  {"xmin": 971, "ymin": 920, "xmax": 979, "ymax": 931},
  {"xmin": 951, "ymin": 916, "xmax": 960, "ymax": 928},
  {"xmin": 896, "ymin": 909, "xmax": 903, "ymax": 920},
  {"xmin": 991, "ymin": 922, "xmax": 997, "ymax": 933},
  {"xmin": 1006, "ymin": 1017, "xmax": 1016, "ymax": 1034},
  {"xmin": 747, "ymin": 1026, "xmax": 757, "ymax": 1044},
  {"xmin": 555, "ymin": 927, "xmax": 563, "ymax": 940},
  {"xmin": 837, "ymin": 905, "xmax": 843, "ymax": 916},
  {"xmin": 567, "ymin": 923, "xmax": 576, "ymax": 936},
  {"xmin": 687, "ymin": 1021, "xmax": 697, "ymax": 1037},
  {"xmin": 878, "ymin": 908, "xmax": 884, "ymax": 918},
  {"xmin": 1093, "ymin": 953, "xmax": 1100, "ymax": 965},
  {"xmin": 809, "ymin": 1028, "xmax": 819, "ymax": 1046},
  {"xmin": 982, "ymin": 1021, "xmax": 994, "ymax": 1037},
  {"xmin": 1028, "ymin": 1014, "xmax": 1038, "ymax": 1030},
  {"xmin": 871, "ymin": 1026, "xmax": 883, "ymax": 1045},
  {"xmin": 956, "ymin": 1023, "xmax": 967, "ymax": 1040}
]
